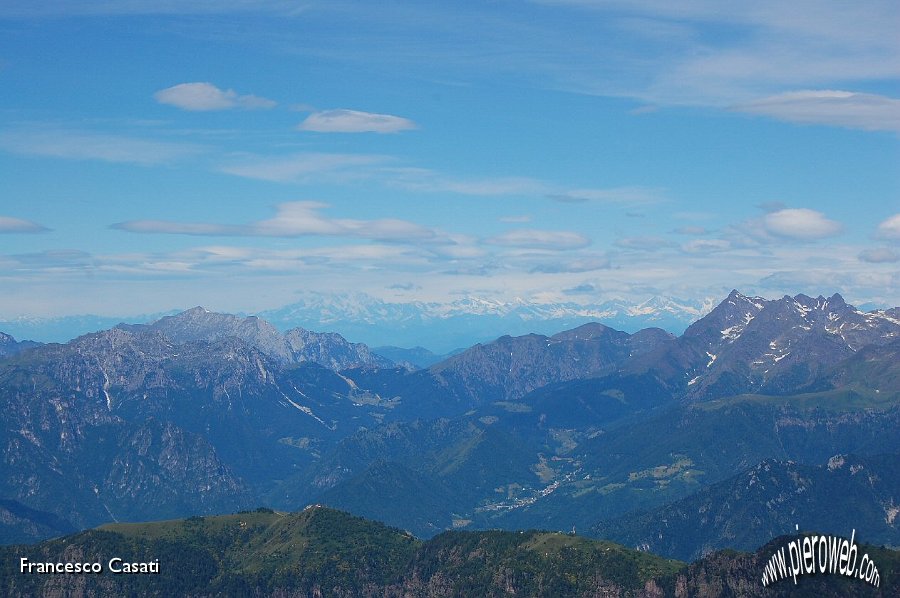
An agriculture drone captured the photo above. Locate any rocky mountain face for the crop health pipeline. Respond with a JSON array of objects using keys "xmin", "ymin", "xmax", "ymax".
[
  {"xmin": 352, "ymin": 323, "xmax": 674, "ymax": 417},
  {"xmin": 0, "ymin": 500, "xmax": 76, "ymax": 545},
  {"xmin": 627, "ymin": 290, "xmax": 900, "ymax": 400},
  {"xmin": 0, "ymin": 314, "xmax": 402, "ymax": 540},
  {"xmin": 123, "ymin": 306, "xmax": 393, "ymax": 370},
  {"xmin": 0, "ymin": 332, "xmax": 40, "ymax": 358},
  {"xmin": 594, "ymin": 453, "xmax": 900, "ymax": 561},
  {"xmin": 806, "ymin": 337, "xmax": 900, "ymax": 395}
]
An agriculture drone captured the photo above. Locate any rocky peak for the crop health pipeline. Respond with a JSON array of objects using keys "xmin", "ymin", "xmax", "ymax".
[
  {"xmin": 148, "ymin": 307, "xmax": 283, "ymax": 346},
  {"xmin": 0, "ymin": 331, "xmax": 42, "ymax": 358},
  {"xmin": 682, "ymin": 289, "xmax": 766, "ymax": 346},
  {"xmin": 137, "ymin": 309, "xmax": 390, "ymax": 370},
  {"xmin": 549, "ymin": 322, "xmax": 619, "ymax": 341},
  {"xmin": 284, "ymin": 327, "xmax": 393, "ymax": 370},
  {"xmin": 680, "ymin": 291, "xmax": 900, "ymax": 399}
]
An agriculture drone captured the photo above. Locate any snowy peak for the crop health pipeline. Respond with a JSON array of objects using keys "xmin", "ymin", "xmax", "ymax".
[
  {"xmin": 786, "ymin": 292, "xmax": 848, "ymax": 312},
  {"xmin": 624, "ymin": 295, "xmax": 711, "ymax": 318},
  {"xmin": 679, "ymin": 291, "xmax": 900, "ymax": 399},
  {"xmin": 258, "ymin": 292, "xmax": 715, "ymax": 351},
  {"xmin": 725, "ymin": 289, "xmax": 766, "ymax": 308},
  {"xmin": 682, "ymin": 290, "xmax": 766, "ymax": 346}
]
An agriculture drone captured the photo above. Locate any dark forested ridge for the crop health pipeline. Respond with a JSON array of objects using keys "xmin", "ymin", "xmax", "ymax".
[{"xmin": 1, "ymin": 507, "xmax": 897, "ymax": 597}]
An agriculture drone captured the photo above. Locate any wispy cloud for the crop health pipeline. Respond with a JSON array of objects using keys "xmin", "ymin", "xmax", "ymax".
[
  {"xmin": 387, "ymin": 282, "xmax": 422, "ymax": 291},
  {"xmin": 112, "ymin": 201, "xmax": 440, "ymax": 243},
  {"xmin": 386, "ymin": 169, "xmax": 545, "ymax": 195},
  {"xmin": 0, "ymin": 127, "xmax": 203, "ymax": 165},
  {"xmin": 0, "ymin": 216, "xmax": 49, "ymax": 233},
  {"xmin": 219, "ymin": 152, "xmax": 389, "ymax": 183},
  {"xmin": 681, "ymin": 238, "xmax": 731, "ymax": 253},
  {"xmin": 530, "ymin": 255, "xmax": 610, "ymax": 273},
  {"xmin": 390, "ymin": 172, "xmax": 666, "ymax": 204},
  {"xmin": 486, "ymin": 229, "xmax": 591, "ymax": 250},
  {"xmin": 5, "ymin": 249, "xmax": 94, "ymax": 272},
  {"xmin": 673, "ymin": 225, "xmax": 709, "ymax": 235},
  {"xmin": 298, "ymin": 109, "xmax": 416, "ymax": 133},
  {"xmin": 547, "ymin": 186, "xmax": 665, "ymax": 204},
  {"xmin": 532, "ymin": 1, "xmax": 900, "ymax": 130},
  {"xmin": 154, "ymin": 82, "xmax": 276, "ymax": 111},
  {"xmin": 562, "ymin": 282, "xmax": 596, "ymax": 294},
  {"xmin": 735, "ymin": 90, "xmax": 900, "ymax": 133},
  {"xmin": 13, "ymin": 2, "xmax": 895, "ymax": 133},
  {"xmin": 614, "ymin": 236, "xmax": 676, "ymax": 251},
  {"xmin": 220, "ymin": 150, "xmax": 665, "ymax": 203}
]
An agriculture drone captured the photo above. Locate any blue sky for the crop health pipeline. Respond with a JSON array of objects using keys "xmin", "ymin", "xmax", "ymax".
[{"xmin": 1, "ymin": 0, "xmax": 899, "ymax": 319}]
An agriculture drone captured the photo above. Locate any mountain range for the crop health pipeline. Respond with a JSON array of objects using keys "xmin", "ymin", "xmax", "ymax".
[
  {"xmin": 0, "ymin": 290, "xmax": 897, "ymax": 571},
  {"xmin": 0, "ymin": 293, "xmax": 719, "ymax": 350}
]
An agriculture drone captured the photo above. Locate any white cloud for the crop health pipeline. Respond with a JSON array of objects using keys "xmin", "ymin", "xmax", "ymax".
[
  {"xmin": 299, "ymin": 109, "xmax": 416, "ymax": 133},
  {"xmin": 859, "ymin": 247, "xmax": 899, "ymax": 263},
  {"xmin": 154, "ymin": 82, "xmax": 276, "ymax": 111},
  {"xmin": 735, "ymin": 90, "xmax": 900, "ymax": 133},
  {"xmin": 0, "ymin": 128, "xmax": 202, "ymax": 165},
  {"xmin": 763, "ymin": 208, "xmax": 842, "ymax": 240},
  {"xmin": 112, "ymin": 201, "xmax": 439, "ymax": 243},
  {"xmin": 876, "ymin": 214, "xmax": 900, "ymax": 240},
  {"xmin": 486, "ymin": 229, "xmax": 591, "ymax": 250},
  {"xmin": 0, "ymin": 216, "xmax": 49, "ymax": 233}
]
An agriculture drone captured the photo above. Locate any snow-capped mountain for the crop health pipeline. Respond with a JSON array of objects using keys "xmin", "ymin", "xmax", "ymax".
[
  {"xmin": 258, "ymin": 293, "xmax": 717, "ymax": 352},
  {"xmin": 656, "ymin": 290, "xmax": 900, "ymax": 398}
]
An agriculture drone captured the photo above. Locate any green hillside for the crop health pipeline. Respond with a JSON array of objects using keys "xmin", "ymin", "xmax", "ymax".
[
  {"xmin": 3, "ymin": 506, "xmax": 899, "ymax": 596},
  {"xmin": 1, "ymin": 506, "xmax": 677, "ymax": 596}
]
